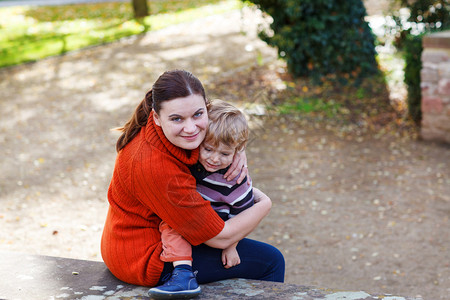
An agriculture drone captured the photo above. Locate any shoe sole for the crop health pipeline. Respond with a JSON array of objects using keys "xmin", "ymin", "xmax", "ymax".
[{"xmin": 148, "ymin": 287, "xmax": 201, "ymax": 299}]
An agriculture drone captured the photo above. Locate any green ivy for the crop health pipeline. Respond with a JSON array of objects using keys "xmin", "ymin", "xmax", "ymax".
[
  {"xmin": 244, "ymin": 0, "xmax": 378, "ymax": 83},
  {"xmin": 403, "ymin": 34, "xmax": 423, "ymax": 124}
]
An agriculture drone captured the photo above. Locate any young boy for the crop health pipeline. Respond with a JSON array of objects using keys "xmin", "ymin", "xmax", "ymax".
[{"xmin": 148, "ymin": 100, "xmax": 254, "ymax": 299}]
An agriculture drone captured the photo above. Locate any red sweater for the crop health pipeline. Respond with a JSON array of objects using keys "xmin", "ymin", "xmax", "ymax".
[{"xmin": 101, "ymin": 112, "xmax": 225, "ymax": 286}]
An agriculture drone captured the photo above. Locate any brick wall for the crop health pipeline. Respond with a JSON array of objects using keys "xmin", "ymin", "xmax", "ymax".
[{"xmin": 421, "ymin": 30, "xmax": 450, "ymax": 144}]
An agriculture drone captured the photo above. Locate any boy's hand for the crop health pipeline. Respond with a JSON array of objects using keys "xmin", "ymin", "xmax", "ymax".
[
  {"xmin": 224, "ymin": 150, "xmax": 248, "ymax": 184},
  {"xmin": 222, "ymin": 244, "xmax": 241, "ymax": 269}
]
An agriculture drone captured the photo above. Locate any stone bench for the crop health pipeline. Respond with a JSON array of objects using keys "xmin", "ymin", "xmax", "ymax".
[{"xmin": 0, "ymin": 251, "xmax": 422, "ymax": 299}]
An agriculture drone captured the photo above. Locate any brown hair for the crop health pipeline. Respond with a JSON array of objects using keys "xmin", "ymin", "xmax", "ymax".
[
  {"xmin": 205, "ymin": 99, "xmax": 248, "ymax": 152},
  {"xmin": 115, "ymin": 70, "xmax": 207, "ymax": 152}
]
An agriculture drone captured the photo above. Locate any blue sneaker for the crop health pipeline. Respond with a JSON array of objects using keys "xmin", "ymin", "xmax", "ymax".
[{"xmin": 148, "ymin": 266, "xmax": 201, "ymax": 299}]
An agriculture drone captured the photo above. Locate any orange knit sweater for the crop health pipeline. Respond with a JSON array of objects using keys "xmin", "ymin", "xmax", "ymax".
[{"xmin": 101, "ymin": 112, "xmax": 225, "ymax": 286}]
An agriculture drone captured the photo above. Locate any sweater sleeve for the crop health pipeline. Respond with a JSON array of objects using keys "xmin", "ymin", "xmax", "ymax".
[{"xmin": 132, "ymin": 146, "xmax": 224, "ymax": 246}]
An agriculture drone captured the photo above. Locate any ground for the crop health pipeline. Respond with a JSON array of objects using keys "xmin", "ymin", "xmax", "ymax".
[{"xmin": 0, "ymin": 3, "xmax": 449, "ymax": 300}]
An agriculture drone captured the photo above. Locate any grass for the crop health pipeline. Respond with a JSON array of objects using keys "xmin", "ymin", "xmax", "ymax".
[
  {"xmin": 266, "ymin": 66, "xmax": 403, "ymax": 126},
  {"xmin": 0, "ymin": 0, "xmax": 241, "ymax": 68},
  {"xmin": 277, "ymin": 96, "xmax": 342, "ymax": 118}
]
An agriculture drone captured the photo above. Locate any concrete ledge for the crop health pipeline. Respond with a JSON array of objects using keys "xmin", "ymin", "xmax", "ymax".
[{"xmin": 0, "ymin": 251, "xmax": 422, "ymax": 300}]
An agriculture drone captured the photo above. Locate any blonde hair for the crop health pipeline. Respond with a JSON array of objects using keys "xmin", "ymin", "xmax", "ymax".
[{"xmin": 205, "ymin": 99, "xmax": 248, "ymax": 152}]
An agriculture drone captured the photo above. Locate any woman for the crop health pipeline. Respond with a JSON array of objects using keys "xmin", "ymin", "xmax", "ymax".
[{"xmin": 101, "ymin": 70, "xmax": 285, "ymax": 295}]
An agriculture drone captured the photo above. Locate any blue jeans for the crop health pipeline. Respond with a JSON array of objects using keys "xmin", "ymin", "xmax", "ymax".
[{"xmin": 158, "ymin": 238, "xmax": 285, "ymax": 284}]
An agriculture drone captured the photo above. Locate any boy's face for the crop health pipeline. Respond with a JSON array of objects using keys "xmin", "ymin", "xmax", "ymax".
[{"xmin": 199, "ymin": 141, "xmax": 236, "ymax": 172}]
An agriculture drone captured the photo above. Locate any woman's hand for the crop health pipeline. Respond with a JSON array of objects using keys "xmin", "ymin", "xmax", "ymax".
[
  {"xmin": 224, "ymin": 150, "xmax": 248, "ymax": 184},
  {"xmin": 222, "ymin": 243, "xmax": 241, "ymax": 269}
]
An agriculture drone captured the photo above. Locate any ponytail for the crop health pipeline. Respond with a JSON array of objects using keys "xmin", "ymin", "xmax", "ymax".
[{"xmin": 115, "ymin": 90, "xmax": 153, "ymax": 152}]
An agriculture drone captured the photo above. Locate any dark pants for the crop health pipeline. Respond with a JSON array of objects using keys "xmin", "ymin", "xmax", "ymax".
[{"xmin": 158, "ymin": 238, "xmax": 285, "ymax": 284}]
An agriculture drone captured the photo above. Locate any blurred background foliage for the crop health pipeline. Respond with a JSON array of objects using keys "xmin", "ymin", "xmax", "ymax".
[
  {"xmin": 387, "ymin": 0, "xmax": 449, "ymax": 124},
  {"xmin": 243, "ymin": 0, "xmax": 379, "ymax": 84},
  {"xmin": 0, "ymin": 0, "xmax": 449, "ymax": 127},
  {"xmin": 0, "ymin": 0, "xmax": 236, "ymax": 68},
  {"xmin": 241, "ymin": 0, "xmax": 448, "ymax": 123}
]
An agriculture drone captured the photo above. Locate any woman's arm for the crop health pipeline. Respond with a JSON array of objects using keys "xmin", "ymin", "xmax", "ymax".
[{"xmin": 204, "ymin": 187, "xmax": 271, "ymax": 249}]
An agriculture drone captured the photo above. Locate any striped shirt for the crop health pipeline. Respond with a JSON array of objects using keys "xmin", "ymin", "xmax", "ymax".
[{"xmin": 189, "ymin": 163, "xmax": 254, "ymax": 221}]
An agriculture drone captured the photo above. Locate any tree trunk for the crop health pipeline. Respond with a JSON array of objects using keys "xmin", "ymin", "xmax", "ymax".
[{"xmin": 132, "ymin": 0, "xmax": 149, "ymax": 18}]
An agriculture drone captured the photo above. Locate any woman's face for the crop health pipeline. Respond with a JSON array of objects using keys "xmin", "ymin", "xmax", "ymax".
[{"xmin": 153, "ymin": 94, "xmax": 208, "ymax": 150}]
